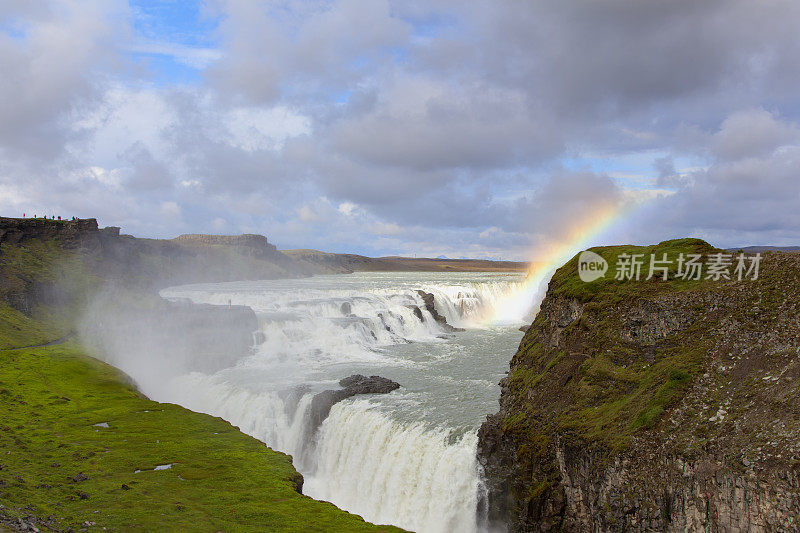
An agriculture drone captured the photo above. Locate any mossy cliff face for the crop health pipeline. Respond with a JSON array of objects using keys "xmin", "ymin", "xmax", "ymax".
[{"xmin": 478, "ymin": 239, "xmax": 800, "ymax": 531}]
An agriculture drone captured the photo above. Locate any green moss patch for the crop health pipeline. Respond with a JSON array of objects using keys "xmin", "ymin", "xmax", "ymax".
[{"xmin": 549, "ymin": 238, "xmax": 723, "ymax": 304}]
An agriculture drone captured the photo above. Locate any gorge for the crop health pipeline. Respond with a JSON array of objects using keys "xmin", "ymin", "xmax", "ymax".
[{"xmin": 2, "ymin": 217, "xmax": 799, "ymax": 532}]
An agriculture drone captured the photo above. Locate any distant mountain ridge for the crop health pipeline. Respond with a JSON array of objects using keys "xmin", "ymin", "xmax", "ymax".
[
  {"xmin": 283, "ymin": 248, "xmax": 528, "ymax": 273},
  {"xmin": 727, "ymin": 245, "xmax": 800, "ymax": 252}
]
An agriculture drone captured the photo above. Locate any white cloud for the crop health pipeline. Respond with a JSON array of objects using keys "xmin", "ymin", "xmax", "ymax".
[
  {"xmin": 337, "ymin": 202, "xmax": 358, "ymax": 216},
  {"xmin": 125, "ymin": 40, "xmax": 222, "ymax": 69},
  {"xmin": 159, "ymin": 201, "xmax": 181, "ymax": 219},
  {"xmin": 223, "ymin": 106, "xmax": 311, "ymax": 152}
]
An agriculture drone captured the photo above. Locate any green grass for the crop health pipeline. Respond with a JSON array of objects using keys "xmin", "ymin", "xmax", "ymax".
[
  {"xmin": 0, "ymin": 303, "xmax": 62, "ymax": 350},
  {"xmin": 0, "ymin": 342, "xmax": 403, "ymax": 532},
  {"xmin": 549, "ymin": 238, "xmax": 721, "ymax": 304}
]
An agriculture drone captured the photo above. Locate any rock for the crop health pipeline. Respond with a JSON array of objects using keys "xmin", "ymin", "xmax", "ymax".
[
  {"xmin": 340, "ymin": 302, "xmax": 352, "ymax": 315},
  {"xmin": 338, "ymin": 374, "xmax": 400, "ymax": 394},
  {"xmin": 172, "ymin": 233, "xmax": 277, "ymax": 256},
  {"xmin": 121, "ymin": 484, "xmax": 130, "ymax": 490},
  {"xmin": 78, "ymin": 492, "xmax": 89, "ymax": 500},
  {"xmin": 408, "ymin": 305, "xmax": 424, "ymax": 321},
  {"xmin": 71, "ymin": 473, "xmax": 88, "ymax": 483},
  {"xmin": 416, "ymin": 290, "xmax": 465, "ymax": 332},
  {"xmin": 309, "ymin": 375, "xmax": 400, "ymax": 430},
  {"xmin": 0, "ymin": 217, "xmax": 101, "ymax": 251},
  {"xmin": 519, "ymin": 325, "xmax": 530, "ymax": 333},
  {"xmin": 376, "ymin": 312, "xmax": 392, "ymax": 332}
]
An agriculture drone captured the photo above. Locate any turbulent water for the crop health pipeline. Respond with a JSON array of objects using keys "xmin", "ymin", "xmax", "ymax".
[{"xmin": 144, "ymin": 272, "xmax": 532, "ymax": 532}]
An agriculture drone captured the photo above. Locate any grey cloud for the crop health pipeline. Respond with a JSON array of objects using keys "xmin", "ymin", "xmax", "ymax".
[
  {"xmin": 637, "ymin": 113, "xmax": 800, "ymax": 247},
  {"xmin": 206, "ymin": 0, "xmax": 409, "ymax": 105},
  {"xmin": 3, "ymin": 0, "xmax": 800, "ymax": 257},
  {"xmin": 329, "ymin": 77, "xmax": 561, "ymax": 171},
  {"xmin": 654, "ymin": 156, "xmax": 681, "ymax": 188},
  {"xmin": 0, "ymin": 0, "xmax": 128, "ymax": 160},
  {"xmin": 711, "ymin": 109, "xmax": 800, "ymax": 161},
  {"xmin": 445, "ymin": 1, "xmax": 800, "ymax": 116},
  {"xmin": 120, "ymin": 142, "xmax": 174, "ymax": 191}
]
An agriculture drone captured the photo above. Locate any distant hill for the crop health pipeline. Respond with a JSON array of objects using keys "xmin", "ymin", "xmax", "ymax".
[
  {"xmin": 282, "ymin": 249, "xmax": 528, "ymax": 273},
  {"xmin": 727, "ymin": 245, "xmax": 800, "ymax": 252}
]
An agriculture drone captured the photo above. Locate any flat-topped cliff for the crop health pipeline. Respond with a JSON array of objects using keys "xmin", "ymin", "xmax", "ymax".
[
  {"xmin": 173, "ymin": 233, "xmax": 274, "ymax": 248},
  {"xmin": 478, "ymin": 238, "xmax": 800, "ymax": 531},
  {"xmin": 0, "ymin": 216, "xmax": 103, "ymax": 249}
]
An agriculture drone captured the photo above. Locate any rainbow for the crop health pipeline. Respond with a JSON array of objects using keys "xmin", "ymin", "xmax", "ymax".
[{"xmin": 483, "ymin": 202, "xmax": 629, "ymax": 326}]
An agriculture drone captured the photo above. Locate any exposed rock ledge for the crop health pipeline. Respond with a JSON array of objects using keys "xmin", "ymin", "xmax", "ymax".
[
  {"xmin": 310, "ymin": 375, "xmax": 400, "ymax": 429},
  {"xmin": 416, "ymin": 290, "xmax": 465, "ymax": 332}
]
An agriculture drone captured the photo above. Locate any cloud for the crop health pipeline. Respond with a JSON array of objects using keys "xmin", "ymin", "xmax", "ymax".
[
  {"xmin": 1, "ymin": 0, "xmax": 800, "ymax": 257},
  {"xmin": 711, "ymin": 109, "xmax": 800, "ymax": 161},
  {"xmin": 205, "ymin": 0, "xmax": 409, "ymax": 104},
  {"xmin": 330, "ymin": 76, "xmax": 560, "ymax": 171},
  {"xmin": 125, "ymin": 40, "xmax": 222, "ymax": 69},
  {"xmin": 0, "ymin": 0, "xmax": 129, "ymax": 159},
  {"xmin": 637, "ymin": 110, "xmax": 800, "ymax": 247},
  {"xmin": 159, "ymin": 200, "xmax": 181, "ymax": 219}
]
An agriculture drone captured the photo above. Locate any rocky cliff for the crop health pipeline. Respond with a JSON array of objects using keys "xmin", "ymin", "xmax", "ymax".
[
  {"xmin": 0, "ymin": 216, "xmax": 103, "ymax": 250},
  {"xmin": 0, "ymin": 217, "xmax": 329, "ymax": 312},
  {"xmin": 478, "ymin": 238, "xmax": 800, "ymax": 532}
]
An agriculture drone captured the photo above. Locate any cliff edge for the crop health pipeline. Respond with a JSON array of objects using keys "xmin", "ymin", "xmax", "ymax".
[{"xmin": 478, "ymin": 238, "xmax": 800, "ymax": 531}]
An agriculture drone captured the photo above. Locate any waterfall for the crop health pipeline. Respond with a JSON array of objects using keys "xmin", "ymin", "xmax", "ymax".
[
  {"xmin": 305, "ymin": 400, "xmax": 485, "ymax": 533},
  {"xmin": 120, "ymin": 272, "xmax": 530, "ymax": 532}
]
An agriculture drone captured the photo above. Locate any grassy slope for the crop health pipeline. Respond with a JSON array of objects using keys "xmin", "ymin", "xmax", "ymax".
[
  {"xmin": 0, "ymin": 233, "xmax": 404, "ymax": 532},
  {"xmin": 1, "ymin": 342, "xmax": 401, "ymax": 532},
  {"xmin": 0, "ymin": 238, "xmax": 96, "ymax": 348}
]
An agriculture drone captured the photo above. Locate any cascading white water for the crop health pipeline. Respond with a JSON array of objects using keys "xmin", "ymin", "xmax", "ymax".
[
  {"xmin": 124, "ymin": 272, "xmax": 533, "ymax": 532},
  {"xmin": 305, "ymin": 400, "xmax": 485, "ymax": 533}
]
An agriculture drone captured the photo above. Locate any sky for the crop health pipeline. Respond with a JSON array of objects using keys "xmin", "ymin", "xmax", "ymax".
[{"xmin": 1, "ymin": 0, "xmax": 799, "ymax": 260}]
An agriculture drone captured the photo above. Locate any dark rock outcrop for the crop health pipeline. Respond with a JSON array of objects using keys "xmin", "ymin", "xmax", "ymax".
[
  {"xmin": 478, "ymin": 240, "xmax": 800, "ymax": 532},
  {"xmin": 0, "ymin": 216, "xmax": 102, "ymax": 250},
  {"xmin": 408, "ymin": 305, "xmax": 424, "ymax": 321},
  {"xmin": 309, "ymin": 375, "xmax": 400, "ymax": 430},
  {"xmin": 416, "ymin": 290, "xmax": 465, "ymax": 332}
]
